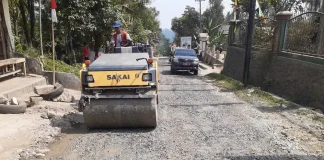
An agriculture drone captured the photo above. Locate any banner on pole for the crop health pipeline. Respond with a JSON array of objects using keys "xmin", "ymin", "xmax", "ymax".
[
  {"xmin": 180, "ymin": 37, "xmax": 192, "ymax": 49},
  {"xmin": 233, "ymin": 0, "xmax": 238, "ymax": 33},
  {"xmin": 255, "ymin": 0, "xmax": 266, "ymax": 24},
  {"xmin": 51, "ymin": 0, "xmax": 58, "ymax": 23}
]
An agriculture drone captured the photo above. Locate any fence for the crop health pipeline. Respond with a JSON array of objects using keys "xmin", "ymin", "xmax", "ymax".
[
  {"xmin": 283, "ymin": 12, "xmax": 324, "ymax": 57},
  {"xmin": 228, "ymin": 11, "xmax": 324, "ymax": 61},
  {"xmin": 253, "ymin": 18, "xmax": 275, "ymax": 50},
  {"xmin": 224, "ymin": 11, "xmax": 324, "ymax": 112},
  {"xmin": 230, "ymin": 18, "xmax": 275, "ymax": 51}
]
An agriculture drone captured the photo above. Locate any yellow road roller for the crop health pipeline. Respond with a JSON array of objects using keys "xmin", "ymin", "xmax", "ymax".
[{"xmin": 78, "ymin": 45, "xmax": 159, "ymax": 129}]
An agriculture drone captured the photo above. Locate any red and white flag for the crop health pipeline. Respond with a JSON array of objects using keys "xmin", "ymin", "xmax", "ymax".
[{"xmin": 51, "ymin": 0, "xmax": 57, "ymax": 23}]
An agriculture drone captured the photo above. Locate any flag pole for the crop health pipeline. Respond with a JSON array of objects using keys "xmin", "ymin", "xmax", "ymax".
[
  {"xmin": 52, "ymin": 22, "xmax": 55, "ymax": 84},
  {"xmin": 51, "ymin": 0, "xmax": 57, "ymax": 84}
]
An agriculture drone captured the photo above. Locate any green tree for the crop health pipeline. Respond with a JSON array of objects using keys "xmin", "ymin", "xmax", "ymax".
[
  {"xmin": 125, "ymin": 3, "xmax": 160, "ymax": 44},
  {"xmin": 171, "ymin": 6, "xmax": 200, "ymax": 46},
  {"xmin": 231, "ymin": 0, "xmax": 306, "ymax": 16},
  {"xmin": 201, "ymin": 0, "xmax": 226, "ymax": 49},
  {"xmin": 202, "ymin": 0, "xmax": 224, "ymax": 28},
  {"xmin": 157, "ymin": 34, "xmax": 171, "ymax": 56},
  {"xmin": 9, "ymin": 0, "xmax": 161, "ymax": 63}
]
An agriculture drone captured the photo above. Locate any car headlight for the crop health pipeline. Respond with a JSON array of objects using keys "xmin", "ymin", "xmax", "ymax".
[
  {"xmin": 142, "ymin": 73, "xmax": 152, "ymax": 81},
  {"xmin": 194, "ymin": 59, "xmax": 199, "ymax": 63},
  {"xmin": 173, "ymin": 58, "xmax": 179, "ymax": 63},
  {"xmin": 86, "ymin": 75, "xmax": 94, "ymax": 82}
]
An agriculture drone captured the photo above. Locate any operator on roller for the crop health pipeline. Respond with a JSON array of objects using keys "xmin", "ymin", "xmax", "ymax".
[{"xmin": 110, "ymin": 21, "xmax": 132, "ymax": 47}]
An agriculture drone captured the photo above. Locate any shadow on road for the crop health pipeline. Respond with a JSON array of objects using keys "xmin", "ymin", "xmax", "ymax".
[
  {"xmin": 50, "ymin": 112, "xmax": 156, "ymax": 135},
  {"xmin": 257, "ymin": 102, "xmax": 323, "ymax": 115},
  {"xmin": 159, "ymin": 64, "xmax": 171, "ymax": 67},
  {"xmin": 225, "ymin": 155, "xmax": 324, "ymax": 160},
  {"xmin": 161, "ymin": 70, "xmax": 196, "ymax": 76},
  {"xmin": 167, "ymin": 102, "xmax": 244, "ymax": 107},
  {"xmin": 256, "ymin": 103, "xmax": 301, "ymax": 113},
  {"xmin": 161, "ymin": 70, "xmax": 172, "ymax": 75}
]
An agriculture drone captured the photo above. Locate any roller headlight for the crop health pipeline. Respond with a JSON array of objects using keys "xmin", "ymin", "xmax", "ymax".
[
  {"xmin": 86, "ymin": 75, "xmax": 94, "ymax": 82},
  {"xmin": 142, "ymin": 73, "xmax": 152, "ymax": 81}
]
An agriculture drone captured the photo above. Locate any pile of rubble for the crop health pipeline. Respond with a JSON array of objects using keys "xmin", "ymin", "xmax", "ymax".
[
  {"xmin": 32, "ymin": 83, "xmax": 75, "ymax": 104},
  {"xmin": 0, "ymin": 95, "xmax": 27, "ymax": 114},
  {"xmin": 0, "ymin": 83, "xmax": 76, "ymax": 114},
  {"xmin": 0, "ymin": 96, "xmax": 19, "ymax": 105}
]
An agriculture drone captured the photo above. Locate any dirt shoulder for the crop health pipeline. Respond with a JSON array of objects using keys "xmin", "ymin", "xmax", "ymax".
[
  {"xmin": 204, "ymin": 73, "xmax": 324, "ymax": 155},
  {"xmin": 41, "ymin": 59, "xmax": 323, "ymax": 159},
  {"xmin": 0, "ymin": 89, "xmax": 81, "ymax": 160}
]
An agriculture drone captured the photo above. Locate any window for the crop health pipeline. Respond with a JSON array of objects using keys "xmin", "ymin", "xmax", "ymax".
[{"xmin": 175, "ymin": 49, "xmax": 196, "ymax": 56}]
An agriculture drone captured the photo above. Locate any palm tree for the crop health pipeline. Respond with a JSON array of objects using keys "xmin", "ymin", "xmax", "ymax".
[{"xmin": 204, "ymin": 19, "xmax": 226, "ymax": 48}]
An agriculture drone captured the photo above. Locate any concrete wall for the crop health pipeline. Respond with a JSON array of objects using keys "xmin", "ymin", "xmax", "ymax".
[
  {"xmin": 222, "ymin": 46, "xmax": 245, "ymax": 82},
  {"xmin": 43, "ymin": 71, "xmax": 81, "ymax": 90},
  {"xmin": 223, "ymin": 46, "xmax": 272, "ymax": 86},
  {"xmin": 268, "ymin": 56, "xmax": 324, "ymax": 109},
  {"xmin": 14, "ymin": 53, "xmax": 81, "ymax": 90},
  {"xmin": 223, "ymin": 46, "xmax": 324, "ymax": 110}
]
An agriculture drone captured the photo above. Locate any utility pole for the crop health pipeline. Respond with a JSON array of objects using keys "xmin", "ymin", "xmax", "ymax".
[
  {"xmin": 39, "ymin": 0, "xmax": 43, "ymax": 56},
  {"xmin": 195, "ymin": 0, "xmax": 205, "ymax": 32},
  {"xmin": 243, "ymin": 0, "xmax": 256, "ymax": 87}
]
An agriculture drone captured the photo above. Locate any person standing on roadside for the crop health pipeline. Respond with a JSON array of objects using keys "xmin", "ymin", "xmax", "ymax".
[{"xmin": 83, "ymin": 42, "xmax": 89, "ymax": 60}]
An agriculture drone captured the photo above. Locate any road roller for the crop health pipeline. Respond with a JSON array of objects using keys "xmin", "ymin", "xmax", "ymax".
[{"xmin": 78, "ymin": 44, "xmax": 159, "ymax": 129}]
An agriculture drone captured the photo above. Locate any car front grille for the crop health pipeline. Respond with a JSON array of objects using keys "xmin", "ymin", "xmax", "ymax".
[{"xmin": 179, "ymin": 59, "xmax": 194, "ymax": 62}]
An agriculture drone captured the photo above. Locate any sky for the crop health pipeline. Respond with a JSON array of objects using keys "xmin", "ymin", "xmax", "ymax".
[{"xmin": 149, "ymin": 0, "xmax": 232, "ymax": 29}]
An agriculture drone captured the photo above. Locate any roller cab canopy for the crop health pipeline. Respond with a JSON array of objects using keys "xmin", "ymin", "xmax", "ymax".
[{"xmin": 88, "ymin": 53, "xmax": 150, "ymax": 71}]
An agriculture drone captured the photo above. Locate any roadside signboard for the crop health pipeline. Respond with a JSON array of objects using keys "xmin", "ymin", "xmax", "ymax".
[{"xmin": 180, "ymin": 37, "xmax": 192, "ymax": 49}]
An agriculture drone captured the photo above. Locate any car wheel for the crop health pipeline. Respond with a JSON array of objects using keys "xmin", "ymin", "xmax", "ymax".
[
  {"xmin": 171, "ymin": 66, "xmax": 176, "ymax": 75},
  {"xmin": 194, "ymin": 70, "xmax": 198, "ymax": 75}
]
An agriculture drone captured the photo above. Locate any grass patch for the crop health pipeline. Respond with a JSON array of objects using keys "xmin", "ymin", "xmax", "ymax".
[
  {"xmin": 206, "ymin": 73, "xmax": 244, "ymax": 91},
  {"xmin": 206, "ymin": 73, "xmax": 286, "ymax": 106},
  {"xmin": 20, "ymin": 47, "xmax": 82, "ymax": 77},
  {"xmin": 245, "ymin": 88, "xmax": 285, "ymax": 105},
  {"xmin": 43, "ymin": 59, "xmax": 82, "ymax": 77},
  {"xmin": 312, "ymin": 116, "xmax": 324, "ymax": 124}
]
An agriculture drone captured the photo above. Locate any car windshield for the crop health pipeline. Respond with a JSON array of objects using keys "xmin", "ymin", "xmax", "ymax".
[{"xmin": 175, "ymin": 49, "xmax": 196, "ymax": 56}]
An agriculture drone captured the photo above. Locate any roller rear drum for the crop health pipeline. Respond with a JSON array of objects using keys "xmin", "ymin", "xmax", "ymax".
[{"xmin": 83, "ymin": 97, "xmax": 157, "ymax": 129}]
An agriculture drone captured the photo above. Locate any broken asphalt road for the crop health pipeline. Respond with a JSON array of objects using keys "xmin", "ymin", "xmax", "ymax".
[{"xmin": 44, "ymin": 58, "xmax": 324, "ymax": 160}]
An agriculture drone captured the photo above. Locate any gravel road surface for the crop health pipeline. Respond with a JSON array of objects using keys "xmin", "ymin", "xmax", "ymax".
[{"xmin": 44, "ymin": 58, "xmax": 324, "ymax": 160}]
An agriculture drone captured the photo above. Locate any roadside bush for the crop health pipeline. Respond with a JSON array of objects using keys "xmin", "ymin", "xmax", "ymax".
[{"xmin": 20, "ymin": 47, "xmax": 82, "ymax": 77}]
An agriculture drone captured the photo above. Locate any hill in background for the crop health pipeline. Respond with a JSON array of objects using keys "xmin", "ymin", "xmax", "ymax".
[{"xmin": 162, "ymin": 29, "xmax": 175, "ymax": 42}]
